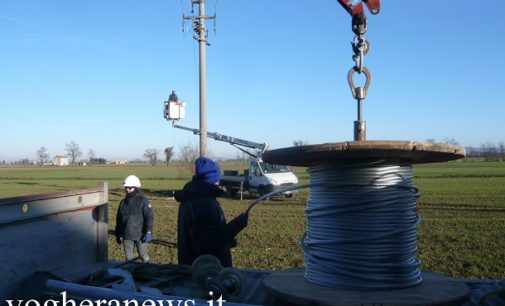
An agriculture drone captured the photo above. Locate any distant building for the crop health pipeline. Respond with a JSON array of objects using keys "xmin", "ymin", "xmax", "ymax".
[
  {"xmin": 53, "ymin": 156, "xmax": 69, "ymax": 166},
  {"xmin": 108, "ymin": 160, "xmax": 128, "ymax": 165}
]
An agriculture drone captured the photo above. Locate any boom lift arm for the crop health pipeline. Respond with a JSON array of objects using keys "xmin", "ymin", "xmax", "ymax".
[
  {"xmin": 164, "ymin": 99, "xmax": 268, "ymax": 158},
  {"xmin": 172, "ymin": 121, "xmax": 269, "ymax": 159}
]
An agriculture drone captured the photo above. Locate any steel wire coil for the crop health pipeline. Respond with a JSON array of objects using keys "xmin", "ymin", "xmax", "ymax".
[{"xmin": 302, "ymin": 159, "xmax": 423, "ymax": 289}]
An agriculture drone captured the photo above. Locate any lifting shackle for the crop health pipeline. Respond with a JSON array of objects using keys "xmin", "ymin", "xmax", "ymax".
[{"xmin": 336, "ymin": 0, "xmax": 380, "ymax": 141}]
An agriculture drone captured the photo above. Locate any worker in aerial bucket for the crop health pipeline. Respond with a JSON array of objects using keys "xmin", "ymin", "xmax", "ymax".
[
  {"xmin": 168, "ymin": 90, "xmax": 179, "ymax": 102},
  {"xmin": 115, "ymin": 175, "xmax": 154, "ymax": 263},
  {"xmin": 175, "ymin": 157, "xmax": 249, "ymax": 267}
]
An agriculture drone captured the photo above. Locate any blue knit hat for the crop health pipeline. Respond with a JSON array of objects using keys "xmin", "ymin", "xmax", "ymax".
[{"xmin": 195, "ymin": 157, "xmax": 221, "ymax": 184}]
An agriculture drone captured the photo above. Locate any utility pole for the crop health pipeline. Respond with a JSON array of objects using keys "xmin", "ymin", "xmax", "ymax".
[{"xmin": 184, "ymin": 0, "xmax": 214, "ymax": 157}]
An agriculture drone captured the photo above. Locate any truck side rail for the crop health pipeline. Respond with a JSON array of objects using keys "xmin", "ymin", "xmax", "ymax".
[{"xmin": 0, "ymin": 182, "xmax": 109, "ymax": 299}]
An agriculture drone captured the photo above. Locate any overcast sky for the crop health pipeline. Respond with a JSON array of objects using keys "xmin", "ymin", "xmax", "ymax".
[{"xmin": 1, "ymin": 1, "xmax": 504, "ymax": 162}]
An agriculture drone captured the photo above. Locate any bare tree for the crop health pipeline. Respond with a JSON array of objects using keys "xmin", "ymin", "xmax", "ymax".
[
  {"xmin": 19, "ymin": 158, "xmax": 30, "ymax": 165},
  {"xmin": 36, "ymin": 146, "xmax": 49, "ymax": 165},
  {"xmin": 164, "ymin": 146, "xmax": 174, "ymax": 165},
  {"xmin": 442, "ymin": 137, "xmax": 459, "ymax": 146},
  {"xmin": 293, "ymin": 140, "xmax": 308, "ymax": 147},
  {"xmin": 480, "ymin": 142, "xmax": 498, "ymax": 161},
  {"xmin": 178, "ymin": 143, "xmax": 199, "ymax": 174},
  {"xmin": 65, "ymin": 141, "xmax": 82, "ymax": 164},
  {"xmin": 465, "ymin": 146, "xmax": 479, "ymax": 158},
  {"xmin": 235, "ymin": 150, "xmax": 249, "ymax": 165},
  {"xmin": 498, "ymin": 141, "xmax": 505, "ymax": 161},
  {"xmin": 178, "ymin": 144, "xmax": 199, "ymax": 162},
  {"xmin": 88, "ymin": 149, "xmax": 96, "ymax": 162},
  {"xmin": 144, "ymin": 148, "xmax": 160, "ymax": 166}
]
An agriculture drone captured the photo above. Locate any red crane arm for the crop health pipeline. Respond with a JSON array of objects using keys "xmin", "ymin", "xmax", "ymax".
[{"xmin": 337, "ymin": 0, "xmax": 380, "ymax": 17}]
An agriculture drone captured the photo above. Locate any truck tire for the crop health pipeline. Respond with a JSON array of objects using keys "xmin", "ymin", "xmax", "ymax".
[
  {"xmin": 258, "ymin": 185, "xmax": 266, "ymax": 196},
  {"xmin": 257, "ymin": 186, "xmax": 270, "ymax": 200},
  {"xmin": 226, "ymin": 186, "xmax": 238, "ymax": 197}
]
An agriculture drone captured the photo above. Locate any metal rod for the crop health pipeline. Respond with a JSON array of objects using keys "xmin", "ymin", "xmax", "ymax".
[{"xmin": 358, "ymin": 99, "xmax": 362, "ymax": 122}]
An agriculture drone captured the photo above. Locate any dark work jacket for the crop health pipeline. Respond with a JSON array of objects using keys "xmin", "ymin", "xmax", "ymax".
[
  {"xmin": 175, "ymin": 179, "xmax": 244, "ymax": 267},
  {"xmin": 115, "ymin": 190, "xmax": 154, "ymax": 240},
  {"xmin": 169, "ymin": 94, "xmax": 178, "ymax": 102}
]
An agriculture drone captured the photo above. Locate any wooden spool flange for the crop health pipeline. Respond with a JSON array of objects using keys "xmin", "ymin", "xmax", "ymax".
[
  {"xmin": 263, "ymin": 269, "xmax": 470, "ymax": 306},
  {"xmin": 262, "ymin": 140, "xmax": 466, "ymax": 166}
]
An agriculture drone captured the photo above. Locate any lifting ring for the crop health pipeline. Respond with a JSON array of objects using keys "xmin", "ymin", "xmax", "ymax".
[{"xmin": 347, "ymin": 66, "xmax": 371, "ymax": 100}]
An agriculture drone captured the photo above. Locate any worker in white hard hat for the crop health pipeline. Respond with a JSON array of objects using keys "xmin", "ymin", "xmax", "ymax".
[{"xmin": 115, "ymin": 175, "xmax": 154, "ymax": 263}]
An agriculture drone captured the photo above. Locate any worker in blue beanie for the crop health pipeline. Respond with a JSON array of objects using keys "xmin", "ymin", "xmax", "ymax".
[
  {"xmin": 194, "ymin": 156, "xmax": 222, "ymax": 184},
  {"xmin": 175, "ymin": 157, "xmax": 249, "ymax": 267}
]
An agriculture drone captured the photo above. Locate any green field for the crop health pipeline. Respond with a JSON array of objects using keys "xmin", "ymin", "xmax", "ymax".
[{"xmin": 1, "ymin": 160, "xmax": 504, "ymax": 279}]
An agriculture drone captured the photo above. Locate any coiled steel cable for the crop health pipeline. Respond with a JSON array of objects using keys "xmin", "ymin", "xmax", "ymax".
[{"xmin": 302, "ymin": 159, "xmax": 422, "ymax": 289}]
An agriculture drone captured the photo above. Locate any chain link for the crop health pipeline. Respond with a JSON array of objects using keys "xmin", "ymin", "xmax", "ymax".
[
  {"xmin": 348, "ymin": 18, "xmax": 371, "ymax": 100},
  {"xmin": 347, "ymin": 15, "xmax": 372, "ymax": 141}
]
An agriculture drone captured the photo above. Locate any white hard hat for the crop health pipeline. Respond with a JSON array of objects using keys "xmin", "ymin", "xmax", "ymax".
[{"xmin": 123, "ymin": 175, "xmax": 141, "ymax": 188}]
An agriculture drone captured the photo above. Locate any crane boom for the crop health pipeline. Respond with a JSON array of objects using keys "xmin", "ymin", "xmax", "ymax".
[
  {"xmin": 163, "ymin": 100, "xmax": 268, "ymax": 157},
  {"xmin": 337, "ymin": 0, "xmax": 380, "ymax": 17},
  {"xmin": 172, "ymin": 122, "xmax": 269, "ymax": 158}
]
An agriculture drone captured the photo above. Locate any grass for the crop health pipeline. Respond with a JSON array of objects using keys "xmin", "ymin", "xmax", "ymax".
[
  {"xmin": 0, "ymin": 160, "xmax": 504, "ymax": 279},
  {"xmin": 414, "ymin": 162, "xmax": 505, "ymax": 279}
]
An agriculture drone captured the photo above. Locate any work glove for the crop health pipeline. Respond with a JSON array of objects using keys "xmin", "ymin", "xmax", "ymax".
[
  {"xmin": 141, "ymin": 232, "xmax": 152, "ymax": 243},
  {"xmin": 115, "ymin": 236, "xmax": 122, "ymax": 245}
]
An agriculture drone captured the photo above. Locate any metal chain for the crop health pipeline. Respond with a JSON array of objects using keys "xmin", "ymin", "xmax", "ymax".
[
  {"xmin": 351, "ymin": 15, "xmax": 369, "ymax": 73},
  {"xmin": 347, "ymin": 15, "xmax": 372, "ymax": 141}
]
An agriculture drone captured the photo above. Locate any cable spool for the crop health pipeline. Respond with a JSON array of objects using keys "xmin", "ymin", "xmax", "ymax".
[
  {"xmin": 303, "ymin": 159, "xmax": 422, "ymax": 289},
  {"xmin": 261, "ymin": 141, "xmax": 470, "ymax": 306}
]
